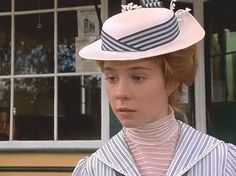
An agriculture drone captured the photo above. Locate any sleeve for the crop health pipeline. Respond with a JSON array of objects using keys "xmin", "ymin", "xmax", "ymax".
[
  {"xmin": 225, "ymin": 143, "xmax": 236, "ymax": 176},
  {"xmin": 72, "ymin": 154, "xmax": 116, "ymax": 176},
  {"xmin": 72, "ymin": 157, "xmax": 89, "ymax": 176}
]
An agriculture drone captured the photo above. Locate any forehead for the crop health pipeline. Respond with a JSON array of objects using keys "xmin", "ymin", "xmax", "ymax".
[{"xmin": 103, "ymin": 58, "xmax": 161, "ymax": 71}]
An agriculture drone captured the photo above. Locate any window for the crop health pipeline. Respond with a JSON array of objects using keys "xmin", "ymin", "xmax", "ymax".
[
  {"xmin": 205, "ymin": 1, "xmax": 236, "ymax": 144},
  {"xmin": 0, "ymin": 0, "xmax": 109, "ymax": 149},
  {"xmin": 0, "ymin": 0, "xmax": 11, "ymax": 12}
]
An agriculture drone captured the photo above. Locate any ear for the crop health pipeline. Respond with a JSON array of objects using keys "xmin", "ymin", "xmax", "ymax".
[{"xmin": 166, "ymin": 80, "xmax": 180, "ymax": 95}]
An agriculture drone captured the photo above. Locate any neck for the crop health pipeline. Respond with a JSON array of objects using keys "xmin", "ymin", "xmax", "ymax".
[{"xmin": 125, "ymin": 107, "xmax": 179, "ymax": 145}]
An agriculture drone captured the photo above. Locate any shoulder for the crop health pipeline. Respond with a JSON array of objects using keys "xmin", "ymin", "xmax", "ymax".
[
  {"xmin": 225, "ymin": 143, "xmax": 236, "ymax": 175},
  {"xmin": 179, "ymin": 121, "xmax": 236, "ymax": 174},
  {"xmin": 226, "ymin": 143, "xmax": 236, "ymax": 157},
  {"xmin": 72, "ymin": 151, "xmax": 115, "ymax": 176},
  {"xmin": 72, "ymin": 131, "xmax": 126, "ymax": 176},
  {"xmin": 72, "ymin": 156, "xmax": 90, "ymax": 176},
  {"xmin": 176, "ymin": 122, "xmax": 225, "ymax": 161},
  {"xmin": 179, "ymin": 121, "xmax": 221, "ymax": 145},
  {"xmin": 177, "ymin": 121, "xmax": 232, "ymax": 161}
]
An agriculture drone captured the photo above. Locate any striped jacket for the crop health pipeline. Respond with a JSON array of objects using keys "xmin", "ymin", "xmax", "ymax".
[{"xmin": 72, "ymin": 121, "xmax": 236, "ymax": 176}]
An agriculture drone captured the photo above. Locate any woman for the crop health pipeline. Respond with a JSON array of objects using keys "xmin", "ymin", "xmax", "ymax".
[{"xmin": 72, "ymin": 1, "xmax": 236, "ymax": 175}]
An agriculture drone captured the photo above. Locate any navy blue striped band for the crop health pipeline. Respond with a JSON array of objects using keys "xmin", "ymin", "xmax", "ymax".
[
  {"xmin": 140, "ymin": 0, "xmax": 163, "ymax": 8},
  {"xmin": 101, "ymin": 14, "xmax": 180, "ymax": 52}
]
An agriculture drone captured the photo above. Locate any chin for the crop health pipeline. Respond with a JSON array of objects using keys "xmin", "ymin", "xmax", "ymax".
[{"xmin": 120, "ymin": 121, "xmax": 139, "ymax": 128}]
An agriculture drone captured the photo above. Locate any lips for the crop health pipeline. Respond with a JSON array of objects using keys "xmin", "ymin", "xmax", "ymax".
[{"xmin": 116, "ymin": 107, "xmax": 136, "ymax": 112}]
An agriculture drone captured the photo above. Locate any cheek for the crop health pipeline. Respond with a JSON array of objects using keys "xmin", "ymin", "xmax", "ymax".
[
  {"xmin": 105, "ymin": 84, "xmax": 111, "ymax": 97},
  {"xmin": 140, "ymin": 83, "xmax": 168, "ymax": 106},
  {"xmin": 105, "ymin": 84, "xmax": 115, "ymax": 103}
]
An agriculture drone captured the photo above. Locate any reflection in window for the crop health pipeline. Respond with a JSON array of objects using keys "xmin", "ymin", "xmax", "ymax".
[
  {"xmin": 15, "ymin": 0, "xmax": 53, "ymax": 11},
  {"xmin": 0, "ymin": 79, "xmax": 10, "ymax": 141},
  {"xmin": 210, "ymin": 31, "xmax": 236, "ymax": 102},
  {"xmin": 58, "ymin": 0, "xmax": 100, "ymax": 8},
  {"xmin": 205, "ymin": 1, "xmax": 236, "ymax": 144},
  {"xmin": 58, "ymin": 11, "xmax": 77, "ymax": 73},
  {"xmin": 0, "ymin": 0, "xmax": 11, "ymax": 12},
  {"xmin": 15, "ymin": 13, "xmax": 54, "ymax": 74},
  {"xmin": 58, "ymin": 75, "xmax": 101, "ymax": 140},
  {"xmin": 0, "ymin": 16, "xmax": 11, "ymax": 75},
  {"xmin": 14, "ymin": 78, "xmax": 54, "ymax": 140},
  {"xmin": 224, "ymin": 32, "xmax": 236, "ymax": 101}
]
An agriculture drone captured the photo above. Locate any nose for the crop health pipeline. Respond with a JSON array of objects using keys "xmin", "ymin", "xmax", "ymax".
[{"xmin": 115, "ymin": 79, "xmax": 130, "ymax": 100}]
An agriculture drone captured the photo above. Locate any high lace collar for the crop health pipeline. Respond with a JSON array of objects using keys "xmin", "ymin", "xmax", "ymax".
[{"xmin": 125, "ymin": 107, "xmax": 179, "ymax": 145}]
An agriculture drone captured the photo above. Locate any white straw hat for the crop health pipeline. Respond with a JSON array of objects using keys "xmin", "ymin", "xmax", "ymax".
[{"xmin": 79, "ymin": 1, "xmax": 205, "ymax": 61}]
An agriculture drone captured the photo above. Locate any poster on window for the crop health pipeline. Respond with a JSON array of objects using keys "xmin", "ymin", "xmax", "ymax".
[
  {"xmin": 76, "ymin": 6, "xmax": 100, "ymax": 72},
  {"xmin": 75, "ymin": 36, "xmax": 100, "ymax": 72}
]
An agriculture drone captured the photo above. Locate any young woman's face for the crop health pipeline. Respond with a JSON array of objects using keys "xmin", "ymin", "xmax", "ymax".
[{"xmin": 104, "ymin": 59, "xmax": 174, "ymax": 128}]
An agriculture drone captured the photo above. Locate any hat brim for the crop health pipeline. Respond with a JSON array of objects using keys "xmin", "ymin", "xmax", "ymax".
[{"xmin": 79, "ymin": 12, "xmax": 205, "ymax": 61}]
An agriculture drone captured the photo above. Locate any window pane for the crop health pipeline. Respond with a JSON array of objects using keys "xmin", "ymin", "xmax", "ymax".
[
  {"xmin": 13, "ymin": 78, "xmax": 54, "ymax": 140},
  {"xmin": 205, "ymin": 1, "xmax": 236, "ymax": 144},
  {"xmin": 0, "ymin": 79, "xmax": 10, "ymax": 141},
  {"xmin": 0, "ymin": 16, "xmax": 11, "ymax": 75},
  {"xmin": 15, "ymin": 0, "xmax": 54, "ymax": 11},
  {"xmin": 58, "ymin": 0, "xmax": 100, "ymax": 8},
  {"xmin": 0, "ymin": 0, "xmax": 11, "ymax": 12},
  {"xmin": 210, "ymin": 34, "xmax": 236, "ymax": 102},
  {"xmin": 15, "ymin": 13, "xmax": 54, "ymax": 74},
  {"xmin": 58, "ymin": 11, "xmax": 77, "ymax": 73},
  {"xmin": 58, "ymin": 75, "xmax": 101, "ymax": 140}
]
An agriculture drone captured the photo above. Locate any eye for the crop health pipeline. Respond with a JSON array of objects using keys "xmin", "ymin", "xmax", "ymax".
[
  {"xmin": 105, "ymin": 76, "xmax": 118, "ymax": 84},
  {"xmin": 132, "ymin": 76, "xmax": 145, "ymax": 83}
]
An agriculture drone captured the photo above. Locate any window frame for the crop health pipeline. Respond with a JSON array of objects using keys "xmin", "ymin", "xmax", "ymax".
[{"xmin": 0, "ymin": 0, "xmax": 110, "ymax": 150}]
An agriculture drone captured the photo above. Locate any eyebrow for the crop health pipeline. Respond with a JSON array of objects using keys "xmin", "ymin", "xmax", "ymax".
[
  {"xmin": 103, "ymin": 67, "xmax": 114, "ymax": 72},
  {"xmin": 103, "ymin": 66, "xmax": 152, "ymax": 72},
  {"xmin": 128, "ymin": 66, "xmax": 152, "ymax": 71}
]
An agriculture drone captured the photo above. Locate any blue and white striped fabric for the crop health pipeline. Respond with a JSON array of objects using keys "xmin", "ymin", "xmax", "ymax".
[
  {"xmin": 101, "ymin": 14, "xmax": 180, "ymax": 52},
  {"xmin": 72, "ymin": 121, "xmax": 236, "ymax": 176},
  {"xmin": 140, "ymin": 0, "xmax": 163, "ymax": 8}
]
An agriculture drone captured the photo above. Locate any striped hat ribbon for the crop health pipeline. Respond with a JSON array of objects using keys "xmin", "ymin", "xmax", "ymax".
[
  {"xmin": 101, "ymin": 14, "xmax": 180, "ymax": 52},
  {"xmin": 140, "ymin": 0, "xmax": 163, "ymax": 8}
]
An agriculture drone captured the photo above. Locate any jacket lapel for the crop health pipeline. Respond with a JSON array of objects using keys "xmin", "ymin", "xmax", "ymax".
[
  {"xmin": 166, "ymin": 121, "xmax": 222, "ymax": 176},
  {"xmin": 94, "ymin": 130, "xmax": 140, "ymax": 176}
]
